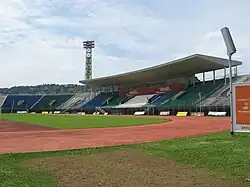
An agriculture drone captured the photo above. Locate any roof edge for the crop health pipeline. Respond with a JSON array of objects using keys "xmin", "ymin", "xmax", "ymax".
[{"xmin": 80, "ymin": 53, "xmax": 242, "ymax": 84}]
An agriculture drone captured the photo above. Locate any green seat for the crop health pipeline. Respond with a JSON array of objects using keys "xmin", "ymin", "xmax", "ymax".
[
  {"xmin": 104, "ymin": 95, "xmax": 127, "ymax": 107},
  {"xmin": 162, "ymin": 80, "xmax": 224, "ymax": 107},
  {"xmin": 31, "ymin": 94, "xmax": 73, "ymax": 111}
]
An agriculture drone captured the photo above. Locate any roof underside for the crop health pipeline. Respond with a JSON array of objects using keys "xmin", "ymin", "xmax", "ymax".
[{"xmin": 80, "ymin": 54, "xmax": 242, "ymax": 88}]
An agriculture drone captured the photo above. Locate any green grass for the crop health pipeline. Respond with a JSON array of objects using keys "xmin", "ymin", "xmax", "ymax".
[
  {"xmin": 138, "ymin": 132, "xmax": 250, "ymax": 180},
  {"xmin": 0, "ymin": 162, "xmax": 55, "ymax": 187},
  {"xmin": 0, "ymin": 114, "xmax": 167, "ymax": 129},
  {"xmin": 1, "ymin": 132, "xmax": 250, "ymax": 186}
]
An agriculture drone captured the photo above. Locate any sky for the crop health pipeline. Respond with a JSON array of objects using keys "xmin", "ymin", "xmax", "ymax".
[{"xmin": 0, "ymin": 0, "xmax": 250, "ymax": 87}]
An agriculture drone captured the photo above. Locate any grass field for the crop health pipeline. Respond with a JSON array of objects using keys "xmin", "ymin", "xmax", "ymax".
[
  {"xmin": 0, "ymin": 114, "xmax": 167, "ymax": 129},
  {"xmin": 1, "ymin": 131, "xmax": 250, "ymax": 187}
]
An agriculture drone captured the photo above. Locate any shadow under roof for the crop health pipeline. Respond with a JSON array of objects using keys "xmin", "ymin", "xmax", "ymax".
[{"xmin": 79, "ymin": 54, "xmax": 242, "ymax": 88}]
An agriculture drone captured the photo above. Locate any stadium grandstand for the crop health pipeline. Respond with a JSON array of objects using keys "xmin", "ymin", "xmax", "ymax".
[
  {"xmin": 78, "ymin": 54, "xmax": 242, "ymax": 113},
  {"xmin": 30, "ymin": 94, "xmax": 73, "ymax": 111},
  {"xmin": 200, "ymin": 74, "xmax": 250, "ymax": 106},
  {"xmin": 1, "ymin": 94, "xmax": 73, "ymax": 113},
  {"xmin": 0, "ymin": 54, "xmax": 245, "ymax": 115}
]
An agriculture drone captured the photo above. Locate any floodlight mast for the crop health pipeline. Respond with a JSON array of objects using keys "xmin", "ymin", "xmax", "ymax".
[
  {"xmin": 220, "ymin": 27, "xmax": 237, "ymax": 136},
  {"xmin": 83, "ymin": 40, "xmax": 95, "ymax": 80}
]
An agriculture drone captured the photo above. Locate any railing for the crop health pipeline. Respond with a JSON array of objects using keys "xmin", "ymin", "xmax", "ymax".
[
  {"xmin": 0, "ymin": 94, "xmax": 8, "ymax": 108},
  {"xmin": 56, "ymin": 94, "xmax": 76, "ymax": 109},
  {"xmin": 30, "ymin": 95, "xmax": 45, "ymax": 109},
  {"xmin": 171, "ymin": 91, "xmax": 185, "ymax": 100},
  {"xmin": 96, "ymin": 107, "xmax": 106, "ymax": 114},
  {"xmin": 121, "ymin": 95, "xmax": 133, "ymax": 104},
  {"xmin": 194, "ymin": 84, "xmax": 224, "ymax": 105},
  {"xmin": 72, "ymin": 93, "xmax": 95, "ymax": 109}
]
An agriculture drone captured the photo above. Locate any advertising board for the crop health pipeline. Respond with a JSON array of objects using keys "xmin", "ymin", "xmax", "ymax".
[{"xmin": 232, "ymin": 83, "xmax": 250, "ymax": 132}]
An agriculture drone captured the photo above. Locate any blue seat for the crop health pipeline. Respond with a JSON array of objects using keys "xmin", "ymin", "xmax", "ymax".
[
  {"xmin": 151, "ymin": 92, "xmax": 176, "ymax": 105},
  {"xmin": 2, "ymin": 95, "xmax": 42, "ymax": 110},
  {"xmin": 31, "ymin": 94, "xmax": 73, "ymax": 111},
  {"xmin": 82, "ymin": 93, "xmax": 113, "ymax": 109}
]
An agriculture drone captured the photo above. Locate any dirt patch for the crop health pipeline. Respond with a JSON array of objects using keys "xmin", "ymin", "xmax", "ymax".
[
  {"xmin": 24, "ymin": 150, "xmax": 232, "ymax": 187},
  {"xmin": 0, "ymin": 120, "xmax": 54, "ymax": 132}
]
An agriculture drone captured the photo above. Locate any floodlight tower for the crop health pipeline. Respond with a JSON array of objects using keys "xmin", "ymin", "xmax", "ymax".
[{"xmin": 83, "ymin": 40, "xmax": 95, "ymax": 80}]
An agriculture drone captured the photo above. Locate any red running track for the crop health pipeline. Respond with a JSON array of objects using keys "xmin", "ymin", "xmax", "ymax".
[{"xmin": 0, "ymin": 116, "xmax": 230, "ymax": 154}]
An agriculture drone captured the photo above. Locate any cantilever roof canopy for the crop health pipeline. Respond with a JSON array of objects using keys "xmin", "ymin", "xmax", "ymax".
[{"xmin": 79, "ymin": 54, "xmax": 242, "ymax": 88}]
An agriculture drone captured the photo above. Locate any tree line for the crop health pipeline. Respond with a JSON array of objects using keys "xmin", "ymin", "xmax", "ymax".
[{"xmin": 0, "ymin": 84, "xmax": 86, "ymax": 94}]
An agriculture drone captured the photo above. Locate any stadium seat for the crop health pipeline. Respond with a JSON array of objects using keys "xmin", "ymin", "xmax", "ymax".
[
  {"xmin": 150, "ymin": 92, "xmax": 176, "ymax": 105},
  {"xmin": 1, "ymin": 95, "xmax": 43, "ymax": 110},
  {"xmin": 0, "ymin": 94, "xmax": 6, "ymax": 107},
  {"xmin": 102, "ymin": 95, "xmax": 128, "ymax": 107},
  {"xmin": 71, "ymin": 92, "xmax": 95, "ymax": 109},
  {"xmin": 201, "ymin": 75, "xmax": 250, "ymax": 106},
  {"xmin": 81, "ymin": 92, "xmax": 113, "ymax": 109},
  {"xmin": 31, "ymin": 94, "xmax": 73, "ymax": 111},
  {"xmin": 162, "ymin": 80, "xmax": 224, "ymax": 107},
  {"xmin": 116, "ymin": 94, "xmax": 155, "ymax": 108},
  {"xmin": 57, "ymin": 93, "xmax": 92, "ymax": 110}
]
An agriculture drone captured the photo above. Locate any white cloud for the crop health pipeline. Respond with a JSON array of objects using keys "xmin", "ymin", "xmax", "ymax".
[{"xmin": 0, "ymin": 0, "xmax": 250, "ymax": 87}]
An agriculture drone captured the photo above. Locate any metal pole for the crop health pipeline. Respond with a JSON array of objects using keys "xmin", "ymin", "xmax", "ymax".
[
  {"xmin": 228, "ymin": 54, "xmax": 234, "ymax": 135},
  {"xmin": 220, "ymin": 27, "xmax": 237, "ymax": 135},
  {"xmin": 0, "ymin": 107, "xmax": 2, "ymax": 120},
  {"xmin": 224, "ymin": 67, "xmax": 227, "ymax": 85},
  {"xmin": 11, "ymin": 100, "xmax": 14, "ymax": 114},
  {"xmin": 199, "ymin": 92, "xmax": 202, "ymax": 113}
]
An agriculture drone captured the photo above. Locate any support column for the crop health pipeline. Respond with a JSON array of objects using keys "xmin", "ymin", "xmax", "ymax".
[
  {"xmin": 193, "ymin": 76, "xmax": 196, "ymax": 87},
  {"xmin": 203, "ymin": 72, "xmax": 205, "ymax": 85},
  {"xmin": 213, "ymin": 70, "xmax": 216, "ymax": 84},
  {"xmin": 224, "ymin": 67, "xmax": 227, "ymax": 85},
  {"xmin": 235, "ymin": 65, "xmax": 238, "ymax": 77}
]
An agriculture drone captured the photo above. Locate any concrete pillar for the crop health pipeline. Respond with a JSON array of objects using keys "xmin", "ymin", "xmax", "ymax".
[
  {"xmin": 203, "ymin": 72, "xmax": 205, "ymax": 85},
  {"xmin": 213, "ymin": 70, "xmax": 216, "ymax": 84},
  {"xmin": 235, "ymin": 66, "xmax": 238, "ymax": 77},
  {"xmin": 193, "ymin": 76, "xmax": 196, "ymax": 87},
  {"xmin": 224, "ymin": 67, "xmax": 227, "ymax": 85}
]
